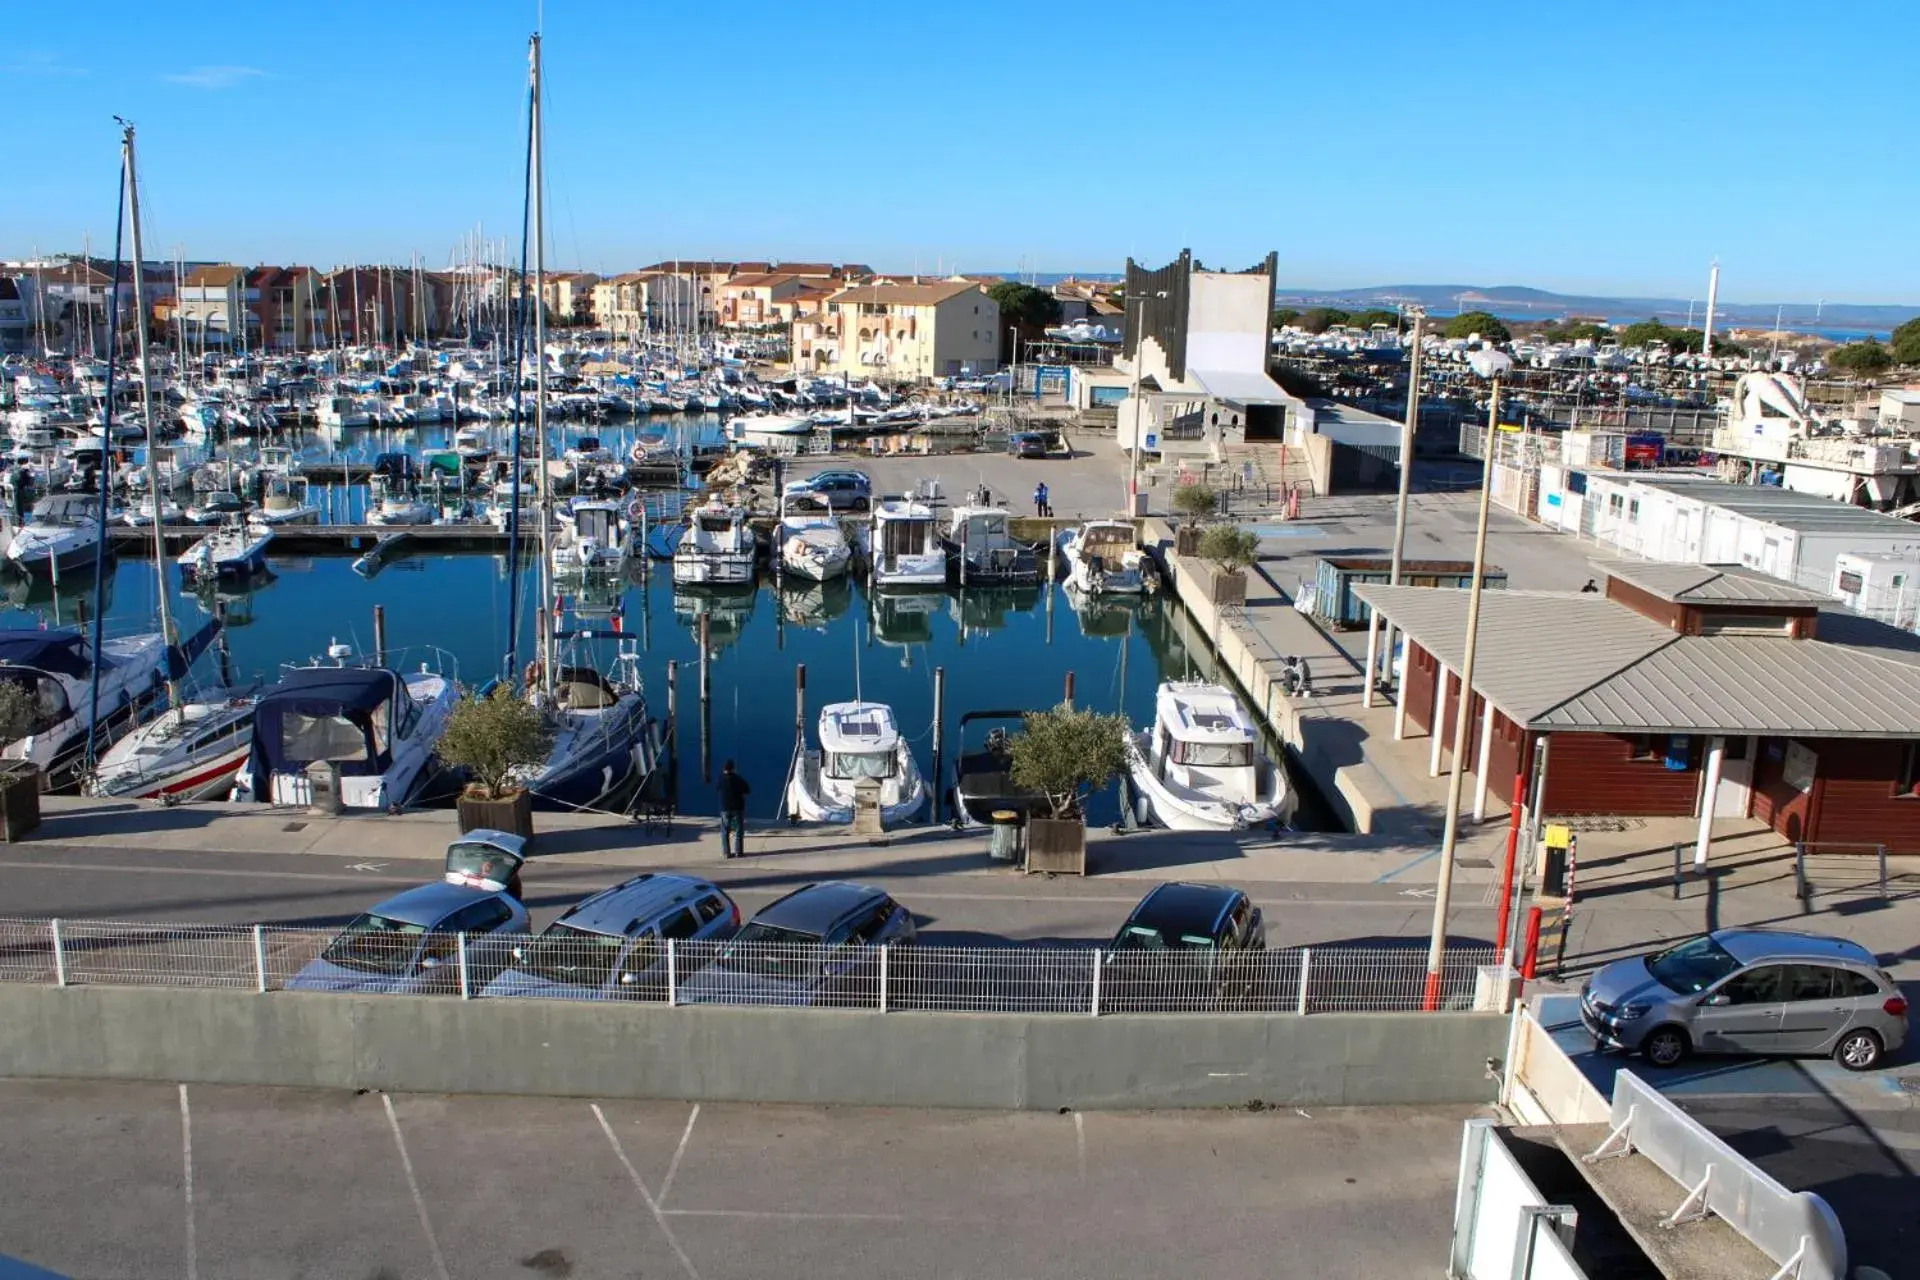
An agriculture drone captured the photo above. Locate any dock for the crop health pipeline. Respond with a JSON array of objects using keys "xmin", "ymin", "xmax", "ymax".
[{"xmin": 108, "ymin": 523, "xmax": 526, "ymax": 554}]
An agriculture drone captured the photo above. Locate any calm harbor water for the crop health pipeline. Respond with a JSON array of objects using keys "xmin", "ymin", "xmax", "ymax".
[{"xmin": 2, "ymin": 550, "xmax": 1313, "ymax": 825}]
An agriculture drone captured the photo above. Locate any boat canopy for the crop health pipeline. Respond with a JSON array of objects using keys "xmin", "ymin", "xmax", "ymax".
[
  {"xmin": 1159, "ymin": 684, "xmax": 1255, "ymax": 743},
  {"xmin": 252, "ymin": 667, "xmax": 408, "ymax": 779},
  {"xmin": 818, "ymin": 701, "xmax": 901, "ymax": 778},
  {"xmin": 29, "ymin": 494, "xmax": 96, "ymax": 525},
  {"xmin": 0, "ymin": 630, "xmax": 96, "ymax": 679}
]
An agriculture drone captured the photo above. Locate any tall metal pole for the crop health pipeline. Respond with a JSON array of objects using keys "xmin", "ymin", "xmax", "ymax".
[
  {"xmin": 930, "ymin": 665, "xmax": 945, "ymax": 825},
  {"xmin": 123, "ymin": 125, "xmax": 178, "ymax": 708},
  {"xmin": 1423, "ymin": 367, "xmax": 1503, "ymax": 1012},
  {"xmin": 1125, "ymin": 292, "xmax": 1146, "ymax": 516},
  {"xmin": 530, "ymin": 33, "xmax": 554, "ymax": 698},
  {"xmin": 1701, "ymin": 262, "xmax": 1719, "ymax": 362},
  {"xmin": 1367, "ymin": 307, "xmax": 1423, "ymax": 692}
]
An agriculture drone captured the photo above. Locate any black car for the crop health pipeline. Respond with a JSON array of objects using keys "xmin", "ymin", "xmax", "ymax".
[
  {"xmin": 1007, "ymin": 430, "xmax": 1061, "ymax": 459},
  {"xmin": 1103, "ymin": 883, "xmax": 1267, "ymax": 1011}
]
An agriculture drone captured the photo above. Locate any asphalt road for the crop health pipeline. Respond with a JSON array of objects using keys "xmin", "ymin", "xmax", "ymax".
[
  {"xmin": 0, "ymin": 1079, "xmax": 1483, "ymax": 1280},
  {"xmin": 0, "ymin": 841, "xmax": 1499, "ymax": 951}
]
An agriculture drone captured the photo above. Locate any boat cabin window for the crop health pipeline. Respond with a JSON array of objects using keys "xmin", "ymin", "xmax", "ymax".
[
  {"xmin": 826, "ymin": 750, "xmax": 895, "ymax": 780},
  {"xmin": 697, "ymin": 513, "xmax": 735, "ymax": 533},
  {"xmin": 1171, "ymin": 739, "xmax": 1253, "ymax": 768},
  {"xmin": 281, "ymin": 710, "xmax": 371, "ymax": 763}
]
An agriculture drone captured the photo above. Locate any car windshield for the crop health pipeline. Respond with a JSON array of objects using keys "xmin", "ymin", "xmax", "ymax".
[
  {"xmin": 1645, "ymin": 935, "xmax": 1741, "ymax": 993},
  {"xmin": 514, "ymin": 922, "xmax": 624, "ymax": 986},
  {"xmin": 715, "ymin": 921, "xmax": 823, "ymax": 978},
  {"xmin": 320, "ymin": 913, "xmax": 427, "ymax": 975},
  {"xmin": 1113, "ymin": 923, "xmax": 1217, "ymax": 951}
]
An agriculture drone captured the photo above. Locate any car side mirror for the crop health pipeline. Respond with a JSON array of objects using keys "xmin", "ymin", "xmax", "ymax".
[
  {"xmin": 619, "ymin": 971, "xmax": 637, "ymax": 985},
  {"xmin": 1703, "ymin": 992, "xmax": 1729, "ymax": 1006}
]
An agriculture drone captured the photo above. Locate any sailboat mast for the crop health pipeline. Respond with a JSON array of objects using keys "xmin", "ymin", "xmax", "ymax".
[
  {"xmin": 122, "ymin": 125, "xmax": 179, "ymax": 700},
  {"xmin": 531, "ymin": 32, "xmax": 554, "ymax": 696}
]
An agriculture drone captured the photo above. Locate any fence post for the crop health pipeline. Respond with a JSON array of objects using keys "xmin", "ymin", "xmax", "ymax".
[
  {"xmin": 1521, "ymin": 908, "xmax": 1544, "ymax": 980},
  {"xmin": 50, "ymin": 918, "xmax": 66, "ymax": 988},
  {"xmin": 456, "ymin": 932, "xmax": 470, "ymax": 999},
  {"xmin": 1671, "ymin": 843, "xmax": 1682, "ymax": 900},
  {"xmin": 667, "ymin": 938, "xmax": 677, "ymax": 1007},
  {"xmin": 1879, "ymin": 843, "xmax": 1890, "ymax": 900},
  {"xmin": 1295, "ymin": 947, "xmax": 1312, "ymax": 1015},
  {"xmin": 1089, "ymin": 949, "xmax": 1102, "ymax": 1017},
  {"xmin": 878, "ymin": 944, "xmax": 889, "ymax": 1013},
  {"xmin": 252, "ymin": 925, "xmax": 267, "ymax": 993},
  {"xmin": 1794, "ymin": 841, "xmax": 1809, "ymax": 902}
]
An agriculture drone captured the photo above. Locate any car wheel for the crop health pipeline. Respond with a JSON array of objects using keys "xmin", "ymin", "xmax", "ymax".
[
  {"xmin": 1833, "ymin": 1028, "xmax": 1883, "ymax": 1072},
  {"xmin": 1642, "ymin": 1025, "xmax": 1690, "ymax": 1068}
]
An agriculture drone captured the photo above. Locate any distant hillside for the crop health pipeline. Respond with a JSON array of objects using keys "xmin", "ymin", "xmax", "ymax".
[{"xmin": 1275, "ymin": 283, "xmax": 1917, "ymax": 333}]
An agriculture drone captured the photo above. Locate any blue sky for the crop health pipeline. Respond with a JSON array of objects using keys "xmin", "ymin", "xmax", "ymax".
[{"xmin": 3, "ymin": 1, "xmax": 1913, "ymax": 303}]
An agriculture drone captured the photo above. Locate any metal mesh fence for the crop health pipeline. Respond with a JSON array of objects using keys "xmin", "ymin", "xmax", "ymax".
[{"xmin": 0, "ymin": 917, "xmax": 1499, "ymax": 1014}]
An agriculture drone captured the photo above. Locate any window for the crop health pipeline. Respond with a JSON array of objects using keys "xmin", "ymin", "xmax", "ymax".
[
  {"xmin": 1900, "ymin": 743, "xmax": 1920, "ymax": 799},
  {"xmin": 1627, "ymin": 499, "xmax": 1640, "ymax": 522},
  {"xmin": 1609, "ymin": 494, "xmax": 1624, "ymax": 515},
  {"xmin": 826, "ymin": 750, "xmax": 895, "ymax": 780},
  {"xmin": 1645, "ymin": 934, "xmax": 1740, "ymax": 992},
  {"xmin": 1171, "ymin": 740, "xmax": 1253, "ymax": 767},
  {"xmin": 1627, "ymin": 735, "xmax": 1655, "ymax": 761},
  {"xmin": 1834, "ymin": 969, "xmax": 1881, "ymax": 999},
  {"xmin": 1780, "ymin": 964, "xmax": 1837, "ymax": 1002},
  {"xmin": 658, "ymin": 907, "xmax": 702, "ymax": 941},
  {"xmin": 695, "ymin": 895, "xmax": 727, "ymax": 924},
  {"xmin": 1717, "ymin": 965, "xmax": 1786, "ymax": 1005}
]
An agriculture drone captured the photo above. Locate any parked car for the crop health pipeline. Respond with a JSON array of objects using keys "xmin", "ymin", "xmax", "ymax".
[
  {"xmin": 1007, "ymin": 431, "xmax": 1060, "ymax": 459},
  {"xmin": 480, "ymin": 873, "xmax": 738, "ymax": 1000},
  {"xmin": 784, "ymin": 469, "xmax": 872, "ymax": 511},
  {"xmin": 1102, "ymin": 882, "xmax": 1267, "ymax": 1011},
  {"xmin": 287, "ymin": 882, "xmax": 530, "ymax": 995},
  {"xmin": 1581, "ymin": 928, "xmax": 1908, "ymax": 1071},
  {"xmin": 677, "ymin": 881, "xmax": 915, "ymax": 1007}
]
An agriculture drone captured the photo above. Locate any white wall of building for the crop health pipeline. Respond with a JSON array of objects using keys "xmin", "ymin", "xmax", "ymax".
[{"xmin": 1184, "ymin": 271, "xmax": 1269, "ymax": 374}]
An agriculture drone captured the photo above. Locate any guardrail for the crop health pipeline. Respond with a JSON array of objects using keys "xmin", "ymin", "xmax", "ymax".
[
  {"xmin": 1585, "ymin": 1070, "xmax": 1847, "ymax": 1280},
  {"xmin": 1794, "ymin": 841, "xmax": 1891, "ymax": 904},
  {"xmin": 0, "ymin": 916, "xmax": 1498, "ymax": 1016}
]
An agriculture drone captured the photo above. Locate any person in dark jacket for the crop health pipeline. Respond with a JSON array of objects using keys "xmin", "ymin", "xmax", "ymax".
[{"xmin": 717, "ymin": 760, "xmax": 750, "ymax": 858}]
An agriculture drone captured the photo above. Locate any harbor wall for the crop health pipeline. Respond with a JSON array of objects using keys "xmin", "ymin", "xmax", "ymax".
[
  {"xmin": 0, "ymin": 985, "xmax": 1505, "ymax": 1109},
  {"xmin": 1148, "ymin": 520, "xmax": 1414, "ymax": 837}
]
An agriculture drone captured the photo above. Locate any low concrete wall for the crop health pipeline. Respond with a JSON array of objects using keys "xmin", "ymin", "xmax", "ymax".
[{"xmin": 0, "ymin": 986, "xmax": 1505, "ymax": 1110}]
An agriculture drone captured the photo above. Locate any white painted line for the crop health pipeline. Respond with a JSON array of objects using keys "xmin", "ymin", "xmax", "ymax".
[
  {"xmin": 179, "ymin": 1084, "xmax": 198, "ymax": 1280},
  {"xmin": 381, "ymin": 1094, "xmax": 451, "ymax": 1280},
  {"xmin": 659, "ymin": 1103, "xmax": 699, "ymax": 1203},
  {"xmin": 592, "ymin": 1103, "xmax": 701, "ymax": 1280},
  {"xmin": 1073, "ymin": 1111, "xmax": 1086, "ymax": 1184},
  {"xmin": 662, "ymin": 1208, "xmax": 941, "ymax": 1223},
  {"xmin": 0, "ymin": 858, "xmax": 408, "ymax": 884}
]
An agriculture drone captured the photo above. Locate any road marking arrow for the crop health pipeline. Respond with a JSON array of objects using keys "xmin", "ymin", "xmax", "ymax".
[
  {"xmin": 346, "ymin": 862, "xmax": 388, "ymax": 873},
  {"xmin": 1399, "ymin": 887, "xmax": 1436, "ymax": 899}
]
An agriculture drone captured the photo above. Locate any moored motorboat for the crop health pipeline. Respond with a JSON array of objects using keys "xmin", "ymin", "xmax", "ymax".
[
  {"xmin": 1060, "ymin": 519, "xmax": 1147, "ymax": 594},
  {"xmin": 1125, "ymin": 681, "xmax": 1294, "ymax": 831},
  {"xmin": 786, "ymin": 700, "xmax": 928, "ymax": 827},
  {"xmin": 86, "ymin": 692, "xmax": 256, "ymax": 801}
]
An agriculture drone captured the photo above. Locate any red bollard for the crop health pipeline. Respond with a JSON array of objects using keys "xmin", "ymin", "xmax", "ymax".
[{"xmin": 1520, "ymin": 907, "xmax": 1544, "ymax": 980}]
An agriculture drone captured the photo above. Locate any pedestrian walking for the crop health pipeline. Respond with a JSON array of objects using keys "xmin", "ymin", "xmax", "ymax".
[
  {"xmin": 1033, "ymin": 481, "xmax": 1051, "ymax": 518},
  {"xmin": 717, "ymin": 759, "xmax": 750, "ymax": 858}
]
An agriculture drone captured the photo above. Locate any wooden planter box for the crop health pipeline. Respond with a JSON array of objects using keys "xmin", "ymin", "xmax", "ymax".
[
  {"xmin": 1174, "ymin": 524, "xmax": 1202, "ymax": 557},
  {"xmin": 457, "ymin": 786, "xmax": 535, "ymax": 841},
  {"xmin": 0, "ymin": 763, "xmax": 41, "ymax": 842},
  {"xmin": 1025, "ymin": 816, "xmax": 1088, "ymax": 876}
]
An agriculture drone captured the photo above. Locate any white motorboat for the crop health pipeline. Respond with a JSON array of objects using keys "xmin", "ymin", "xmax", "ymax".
[
  {"xmin": 248, "ymin": 475, "xmax": 320, "ymax": 528},
  {"xmin": 184, "ymin": 490, "xmax": 249, "ymax": 525},
  {"xmin": 6, "ymin": 494, "xmax": 107, "ymax": 577},
  {"xmin": 120, "ymin": 492, "xmax": 184, "ymax": 527},
  {"xmin": 85, "ymin": 692, "xmax": 256, "ymax": 801},
  {"xmin": 777, "ymin": 491, "xmax": 851, "ymax": 582},
  {"xmin": 366, "ymin": 485, "xmax": 439, "ymax": 526},
  {"xmin": 944, "ymin": 491, "xmax": 1038, "ymax": 585},
  {"xmin": 1060, "ymin": 520, "xmax": 1147, "ymax": 594},
  {"xmin": 315, "ymin": 395, "xmax": 370, "ymax": 429},
  {"xmin": 728, "ymin": 410, "xmax": 813, "ymax": 436},
  {"xmin": 672, "ymin": 497, "xmax": 755, "ymax": 586},
  {"xmin": 453, "ymin": 424, "xmax": 494, "ymax": 463},
  {"xmin": 229, "ymin": 646, "xmax": 456, "ymax": 811},
  {"xmin": 786, "ymin": 700, "xmax": 928, "ymax": 826},
  {"xmin": 0, "ymin": 622, "xmax": 218, "ymax": 785},
  {"xmin": 551, "ymin": 498, "xmax": 630, "ymax": 577},
  {"xmin": 865, "ymin": 498, "xmax": 947, "ymax": 587},
  {"xmin": 1125, "ymin": 681, "xmax": 1295, "ymax": 832},
  {"xmin": 179, "ymin": 519, "xmax": 274, "ymax": 582}
]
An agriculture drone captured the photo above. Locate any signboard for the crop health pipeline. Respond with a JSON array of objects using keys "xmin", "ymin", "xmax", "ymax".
[{"xmin": 1144, "ymin": 433, "xmax": 1158, "ymax": 449}]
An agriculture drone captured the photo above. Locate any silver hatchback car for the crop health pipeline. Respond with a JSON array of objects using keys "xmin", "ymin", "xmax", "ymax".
[{"xmin": 1581, "ymin": 928, "xmax": 1909, "ymax": 1072}]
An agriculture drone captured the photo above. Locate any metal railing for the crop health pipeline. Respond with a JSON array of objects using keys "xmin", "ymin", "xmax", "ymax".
[
  {"xmin": 1793, "ymin": 841, "xmax": 1892, "ymax": 904},
  {"xmin": 0, "ymin": 916, "xmax": 1498, "ymax": 1016}
]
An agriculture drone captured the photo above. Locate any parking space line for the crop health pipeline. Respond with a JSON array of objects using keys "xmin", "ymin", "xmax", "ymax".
[
  {"xmin": 180, "ymin": 1084, "xmax": 198, "ymax": 1280},
  {"xmin": 1073, "ymin": 1111, "xmax": 1086, "ymax": 1184},
  {"xmin": 659, "ymin": 1103, "xmax": 699, "ymax": 1203},
  {"xmin": 591, "ymin": 1103, "xmax": 701, "ymax": 1280},
  {"xmin": 381, "ymin": 1095, "xmax": 451, "ymax": 1280},
  {"xmin": 661, "ymin": 1208, "xmax": 945, "ymax": 1223}
]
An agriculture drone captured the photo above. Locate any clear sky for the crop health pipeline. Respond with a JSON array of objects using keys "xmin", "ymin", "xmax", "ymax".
[{"xmin": 4, "ymin": 0, "xmax": 1913, "ymax": 303}]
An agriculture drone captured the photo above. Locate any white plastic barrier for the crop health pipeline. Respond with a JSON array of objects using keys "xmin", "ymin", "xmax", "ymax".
[{"xmin": 1450, "ymin": 1118, "xmax": 1587, "ymax": 1280}]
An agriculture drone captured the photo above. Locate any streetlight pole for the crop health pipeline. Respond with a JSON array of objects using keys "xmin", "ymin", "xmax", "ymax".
[
  {"xmin": 1422, "ymin": 346, "xmax": 1512, "ymax": 1011},
  {"xmin": 1367, "ymin": 308, "xmax": 1424, "ymax": 694}
]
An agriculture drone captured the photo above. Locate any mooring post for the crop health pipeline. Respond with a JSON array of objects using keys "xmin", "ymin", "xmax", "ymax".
[
  {"xmin": 372, "ymin": 604, "xmax": 387, "ymax": 668},
  {"xmin": 930, "ymin": 665, "xmax": 946, "ymax": 825}
]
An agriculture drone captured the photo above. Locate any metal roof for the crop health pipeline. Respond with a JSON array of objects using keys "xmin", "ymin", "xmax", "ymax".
[
  {"xmin": 1607, "ymin": 474, "xmax": 1920, "ymax": 539},
  {"xmin": 1594, "ymin": 561, "xmax": 1835, "ymax": 606},
  {"xmin": 1188, "ymin": 367, "xmax": 1293, "ymax": 406},
  {"xmin": 1357, "ymin": 583, "xmax": 1920, "ymax": 738}
]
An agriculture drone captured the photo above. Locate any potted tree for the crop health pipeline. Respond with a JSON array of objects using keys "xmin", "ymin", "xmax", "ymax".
[
  {"xmin": 437, "ymin": 686, "xmax": 551, "ymax": 841},
  {"xmin": 1197, "ymin": 523, "xmax": 1260, "ymax": 608},
  {"xmin": 1170, "ymin": 483, "xmax": 1218, "ymax": 556},
  {"xmin": 0, "ymin": 681, "xmax": 40, "ymax": 841},
  {"xmin": 1007, "ymin": 703, "xmax": 1130, "ymax": 876}
]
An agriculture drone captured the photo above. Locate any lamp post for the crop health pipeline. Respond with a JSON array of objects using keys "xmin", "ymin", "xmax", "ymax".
[
  {"xmin": 1421, "ymin": 344, "xmax": 1513, "ymax": 1012},
  {"xmin": 1366, "ymin": 307, "xmax": 1424, "ymax": 699}
]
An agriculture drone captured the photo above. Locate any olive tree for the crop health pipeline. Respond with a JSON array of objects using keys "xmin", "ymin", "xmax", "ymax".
[
  {"xmin": 1197, "ymin": 524, "xmax": 1260, "ymax": 573},
  {"xmin": 1008, "ymin": 704, "xmax": 1131, "ymax": 820},
  {"xmin": 436, "ymin": 686, "xmax": 552, "ymax": 797}
]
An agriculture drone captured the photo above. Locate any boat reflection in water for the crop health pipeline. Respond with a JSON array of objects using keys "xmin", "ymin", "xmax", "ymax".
[
  {"xmin": 4, "ymin": 558, "xmax": 116, "ymax": 624},
  {"xmin": 870, "ymin": 586, "xmax": 941, "ymax": 648},
  {"xmin": 673, "ymin": 583, "xmax": 756, "ymax": 651},
  {"xmin": 777, "ymin": 576, "xmax": 853, "ymax": 632},
  {"xmin": 1067, "ymin": 587, "xmax": 1160, "ymax": 640},
  {"xmin": 949, "ymin": 585, "xmax": 1041, "ymax": 640}
]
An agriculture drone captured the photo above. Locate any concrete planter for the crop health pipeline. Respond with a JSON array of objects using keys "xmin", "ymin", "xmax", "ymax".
[
  {"xmin": 457, "ymin": 786, "xmax": 534, "ymax": 841},
  {"xmin": 1025, "ymin": 816, "xmax": 1087, "ymax": 876},
  {"xmin": 1205, "ymin": 565, "xmax": 1248, "ymax": 608},
  {"xmin": 0, "ymin": 762, "xmax": 40, "ymax": 841},
  {"xmin": 1174, "ymin": 524, "xmax": 1202, "ymax": 557}
]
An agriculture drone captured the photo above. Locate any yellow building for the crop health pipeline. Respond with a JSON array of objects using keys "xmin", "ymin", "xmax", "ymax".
[{"xmin": 793, "ymin": 280, "xmax": 1000, "ymax": 381}]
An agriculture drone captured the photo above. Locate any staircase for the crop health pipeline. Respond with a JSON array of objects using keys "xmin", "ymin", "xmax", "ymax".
[{"xmin": 1217, "ymin": 441, "xmax": 1315, "ymax": 506}]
